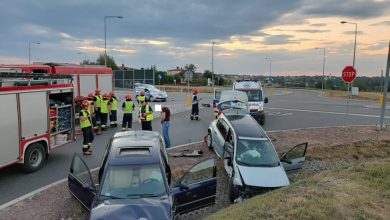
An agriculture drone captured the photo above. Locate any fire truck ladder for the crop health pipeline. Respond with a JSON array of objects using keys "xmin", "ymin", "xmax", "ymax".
[{"xmin": 0, "ymin": 72, "xmax": 73, "ymax": 87}]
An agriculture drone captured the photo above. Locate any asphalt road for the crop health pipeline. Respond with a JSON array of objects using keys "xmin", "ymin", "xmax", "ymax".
[{"xmin": 0, "ymin": 88, "xmax": 389, "ymax": 206}]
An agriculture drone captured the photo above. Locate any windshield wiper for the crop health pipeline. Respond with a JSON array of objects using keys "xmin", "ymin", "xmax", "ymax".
[
  {"xmin": 127, "ymin": 193, "xmax": 160, "ymax": 198},
  {"xmin": 100, "ymin": 195, "xmax": 123, "ymax": 200}
]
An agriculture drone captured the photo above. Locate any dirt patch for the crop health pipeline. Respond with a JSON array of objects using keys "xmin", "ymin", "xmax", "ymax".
[{"xmin": 323, "ymin": 90, "xmax": 390, "ymax": 101}]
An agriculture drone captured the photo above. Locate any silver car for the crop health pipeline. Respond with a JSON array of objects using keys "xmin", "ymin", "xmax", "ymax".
[{"xmin": 207, "ymin": 109, "xmax": 308, "ymax": 203}]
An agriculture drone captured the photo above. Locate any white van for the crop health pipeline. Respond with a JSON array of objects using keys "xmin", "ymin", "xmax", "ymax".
[
  {"xmin": 233, "ymin": 80, "xmax": 268, "ymax": 125},
  {"xmin": 214, "ymin": 90, "xmax": 249, "ymax": 118}
]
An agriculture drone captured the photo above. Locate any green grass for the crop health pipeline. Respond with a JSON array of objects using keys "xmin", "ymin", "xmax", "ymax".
[{"xmin": 206, "ymin": 159, "xmax": 390, "ymax": 220}]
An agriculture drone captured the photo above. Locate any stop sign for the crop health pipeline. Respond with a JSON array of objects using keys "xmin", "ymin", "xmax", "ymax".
[{"xmin": 342, "ymin": 66, "xmax": 357, "ymax": 83}]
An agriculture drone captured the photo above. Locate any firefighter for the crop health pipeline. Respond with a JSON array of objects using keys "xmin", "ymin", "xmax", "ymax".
[
  {"xmin": 94, "ymin": 89, "xmax": 103, "ymax": 125},
  {"xmin": 80, "ymin": 100, "xmax": 94, "ymax": 155},
  {"xmin": 139, "ymin": 100, "xmax": 153, "ymax": 131},
  {"xmin": 100, "ymin": 93, "xmax": 110, "ymax": 130},
  {"xmin": 191, "ymin": 88, "xmax": 200, "ymax": 120},
  {"xmin": 109, "ymin": 91, "xmax": 118, "ymax": 127},
  {"xmin": 87, "ymin": 93, "xmax": 98, "ymax": 131},
  {"xmin": 137, "ymin": 90, "xmax": 146, "ymax": 105},
  {"xmin": 122, "ymin": 94, "xmax": 135, "ymax": 131}
]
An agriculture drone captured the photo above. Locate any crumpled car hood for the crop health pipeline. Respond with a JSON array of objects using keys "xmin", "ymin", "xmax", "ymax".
[{"xmin": 237, "ymin": 164, "xmax": 289, "ymax": 187}]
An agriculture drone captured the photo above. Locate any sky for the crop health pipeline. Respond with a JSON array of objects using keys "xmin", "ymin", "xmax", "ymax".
[{"xmin": 0, "ymin": 0, "xmax": 389, "ymax": 76}]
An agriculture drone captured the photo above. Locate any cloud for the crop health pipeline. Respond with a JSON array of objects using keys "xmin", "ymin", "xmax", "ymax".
[
  {"xmin": 309, "ymin": 23, "xmax": 327, "ymax": 27},
  {"xmin": 342, "ymin": 31, "xmax": 365, "ymax": 35},
  {"xmin": 262, "ymin": 34, "xmax": 300, "ymax": 45},
  {"xmin": 301, "ymin": 0, "xmax": 390, "ymax": 19},
  {"xmin": 370, "ymin": 21, "xmax": 390, "ymax": 26}
]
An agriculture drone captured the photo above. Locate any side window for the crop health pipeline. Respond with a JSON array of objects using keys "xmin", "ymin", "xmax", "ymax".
[
  {"xmin": 182, "ymin": 159, "xmax": 215, "ymax": 185},
  {"xmin": 285, "ymin": 143, "xmax": 308, "ymax": 160},
  {"xmin": 98, "ymin": 144, "xmax": 110, "ymax": 183},
  {"xmin": 71, "ymin": 154, "xmax": 94, "ymax": 186},
  {"xmin": 216, "ymin": 119, "xmax": 223, "ymax": 133}
]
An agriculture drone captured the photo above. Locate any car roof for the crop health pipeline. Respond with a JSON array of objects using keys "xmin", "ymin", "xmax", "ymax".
[
  {"xmin": 224, "ymin": 113, "xmax": 267, "ymax": 139},
  {"xmin": 108, "ymin": 131, "xmax": 162, "ymax": 166}
]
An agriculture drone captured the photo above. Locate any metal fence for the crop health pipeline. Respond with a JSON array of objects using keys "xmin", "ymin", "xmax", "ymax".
[{"xmin": 114, "ymin": 69, "xmax": 155, "ymax": 89}]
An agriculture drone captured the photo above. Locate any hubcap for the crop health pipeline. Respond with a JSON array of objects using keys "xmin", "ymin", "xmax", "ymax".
[{"xmin": 29, "ymin": 149, "xmax": 42, "ymax": 167}]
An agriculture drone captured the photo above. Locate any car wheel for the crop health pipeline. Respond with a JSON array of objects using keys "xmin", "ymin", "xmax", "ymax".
[
  {"xmin": 149, "ymin": 96, "xmax": 153, "ymax": 102},
  {"xmin": 207, "ymin": 131, "xmax": 213, "ymax": 149},
  {"xmin": 162, "ymin": 99, "xmax": 166, "ymax": 102},
  {"xmin": 23, "ymin": 143, "xmax": 46, "ymax": 172},
  {"xmin": 228, "ymin": 176, "xmax": 240, "ymax": 203}
]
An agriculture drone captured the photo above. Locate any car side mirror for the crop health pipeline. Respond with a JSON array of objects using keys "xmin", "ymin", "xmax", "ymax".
[
  {"xmin": 264, "ymin": 97, "xmax": 269, "ymax": 103},
  {"xmin": 82, "ymin": 183, "xmax": 95, "ymax": 192},
  {"xmin": 224, "ymin": 142, "xmax": 233, "ymax": 156},
  {"xmin": 179, "ymin": 181, "xmax": 189, "ymax": 191},
  {"xmin": 280, "ymin": 155, "xmax": 292, "ymax": 164}
]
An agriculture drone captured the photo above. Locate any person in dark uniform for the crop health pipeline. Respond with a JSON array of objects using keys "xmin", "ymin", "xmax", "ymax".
[
  {"xmin": 139, "ymin": 100, "xmax": 153, "ymax": 131},
  {"xmin": 122, "ymin": 94, "xmax": 135, "ymax": 131},
  {"xmin": 191, "ymin": 88, "xmax": 200, "ymax": 120}
]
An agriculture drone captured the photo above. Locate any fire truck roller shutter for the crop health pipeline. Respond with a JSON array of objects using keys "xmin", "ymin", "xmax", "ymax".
[
  {"xmin": 79, "ymin": 75, "xmax": 96, "ymax": 98},
  {"xmin": 19, "ymin": 92, "xmax": 48, "ymax": 140},
  {"xmin": 0, "ymin": 94, "xmax": 20, "ymax": 168},
  {"xmin": 98, "ymin": 75, "xmax": 113, "ymax": 94}
]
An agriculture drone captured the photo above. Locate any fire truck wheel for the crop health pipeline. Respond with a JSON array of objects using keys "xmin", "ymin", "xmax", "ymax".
[{"xmin": 23, "ymin": 143, "xmax": 46, "ymax": 173}]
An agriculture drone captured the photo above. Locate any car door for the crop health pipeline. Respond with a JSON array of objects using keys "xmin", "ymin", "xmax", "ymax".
[
  {"xmin": 172, "ymin": 158, "xmax": 217, "ymax": 215},
  {"xmin": 213, "ymin": 118, "xmax": 228, "ymax": 157},
  {"xmin": 280, "ymin": 142, "xmax": 308, "ymax": 172},
  {"xmin": 68, "ymin": 153, "xmax": 96, "ymax": 211}
]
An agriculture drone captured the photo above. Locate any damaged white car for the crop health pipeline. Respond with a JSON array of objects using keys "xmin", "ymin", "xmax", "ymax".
[{"xmin": 207, "ymin": 109, "xmax": 308, "ymax": 203}]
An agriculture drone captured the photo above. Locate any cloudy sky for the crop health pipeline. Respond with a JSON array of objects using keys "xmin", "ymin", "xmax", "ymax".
[{"xmin": 0, "ymin": 0, "xmax": 389, "ymax": 76}]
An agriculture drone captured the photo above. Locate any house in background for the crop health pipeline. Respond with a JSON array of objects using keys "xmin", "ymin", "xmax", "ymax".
[{"xmin": 167, "ymin": 67, "xmax": 184, "ymax": 76}]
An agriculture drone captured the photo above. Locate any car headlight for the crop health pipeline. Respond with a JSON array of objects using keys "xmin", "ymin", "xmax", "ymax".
[{"xmin": 258, "ymin": 106, "xmax": 264, "ymax": 111}]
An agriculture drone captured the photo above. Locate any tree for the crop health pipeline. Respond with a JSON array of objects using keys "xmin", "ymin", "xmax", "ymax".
[
  {"xmin": 203, "ymin": 70, "xmax": 212, "ymax": 79},
  {"xmin": 184, "ymin": 64, "xmax": 197, "ymax": 73},
  {"xmin": 96, "ymin": 53, "xmax": 119, "ymax": 70},
  {"xmin": 80, "ymin": 59, "xmax": 97, "ymax": 65}
]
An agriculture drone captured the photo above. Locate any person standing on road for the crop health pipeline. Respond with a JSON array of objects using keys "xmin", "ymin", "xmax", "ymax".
[
  {"xmin": 161, "ymin": 106, "xmax": 171, "ymax": 148},
  {"xmin": 137, "ymin": 90, "xmax": 146, "ymax": 105},
  {"xmin": 100, "ymin": 93, "xmax": 110, "ymax": 130},
  {"xmin": 80, "ymin": 100, "xmax": 94, "ymax": 155},
  {"xmin": 139, "ymin": 100, "xmax": 153, "ymax": 131},
  {"xmin": 122, "ymin": 94, "xmax": 135, "ymax": 131},
  {"xmin": 191, "ymin": 88, "xmax": 200, "ymax": 120},
  {"xmin": 109, "ymin": 91, "xmax": 118, "ymax": 127},
  {"xmin": 94, "ymin": 89, "xmax": 103, "ymax": 126},
  {"xmin": 87, "ymin": 93, "xmax": 98, "ymax": 131}
]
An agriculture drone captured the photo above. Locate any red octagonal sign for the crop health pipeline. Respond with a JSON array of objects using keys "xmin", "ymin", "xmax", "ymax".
[{"xmin": 342, "ymin": 66, "xmax": 357, "ymax": 83}]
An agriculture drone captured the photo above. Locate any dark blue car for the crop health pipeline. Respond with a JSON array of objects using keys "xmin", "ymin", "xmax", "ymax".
[{"xmin": 68, "ymin": 131, "xmax": 217, "ymax": 220}]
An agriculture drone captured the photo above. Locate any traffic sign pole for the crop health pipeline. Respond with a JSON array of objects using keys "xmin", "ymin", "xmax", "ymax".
[
  {"xmin": 379, "ymin": 41, "xmax": 390, "ymax": 130},
  {"xmin": 342, "ymin": 66, "xmax": 357, "ymax": 126}
]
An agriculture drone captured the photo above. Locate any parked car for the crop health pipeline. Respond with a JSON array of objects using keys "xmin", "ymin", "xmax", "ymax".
[
  {"xmin": 207, "ymin": 109, "xmax": 307, "ymax": 203},
  {"xmin": 68, "ymin": 131, "xmax": 217, "ymax": 219},
  {"xmin": 213, "ymin": 90, "xmax": 248, "ymax": 118},
  {"xmin": 135, "ymin": 86, "xmax": 168, "ymax": 102}
]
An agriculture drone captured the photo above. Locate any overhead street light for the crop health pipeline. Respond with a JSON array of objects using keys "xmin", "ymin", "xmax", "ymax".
[
  {"xmin": 265, "ymin": 57, "xmax": 272, "ymax": 81},
  {"xmin": 212, "ymin": 41, "xmax": 215, "ymax": 87},
  {"xmin": 315, "ymin": 47, "xmax": 326, "ymax": 90},
  {"xmin": 340, "ymin": 21, "xmax": 357, "ymax": 68},
  {"xmin": 78, "ymin": 52, "xmax": 87, "ymax": 62},
  {"xmin": 104, "ymin": 15, "xmax": 123, "ymax": 67},
  {"xmin": 28, "ymin": 41, "xmax": 40, "ymax": 64}
]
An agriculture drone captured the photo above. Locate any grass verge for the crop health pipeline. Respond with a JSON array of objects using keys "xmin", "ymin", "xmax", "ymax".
[{"xmin": 323, "ymin": 90, "xmax": 390, "ymax": 102}]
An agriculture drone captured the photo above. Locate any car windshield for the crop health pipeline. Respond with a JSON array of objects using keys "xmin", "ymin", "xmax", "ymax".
[
  {"xmin": 217, "ymin": 100, "xmax": 248, "ymax": 111},
  {"xmin": 236, "ymin": 137, "xmax": 279, "ymax": 167},
  {"xmin": 242, "ymin": 90, "xmax": 263, "ymax": 102},
  {"xmin": 100, "ymin": 164, "xmax": 167, "ymax": 200},
  {"xmin": 149, "ymin": 88, "xmax": 161, "ymax": 92}
]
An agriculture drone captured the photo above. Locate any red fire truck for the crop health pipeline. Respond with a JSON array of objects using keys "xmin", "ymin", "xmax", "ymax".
[
  {"xmin": 0, "ymin": 72, "xmax": 76, "ymax": 172},
  {"xmin": 0, "ymin": 63, "xmax": 113, "ymax": 102}
]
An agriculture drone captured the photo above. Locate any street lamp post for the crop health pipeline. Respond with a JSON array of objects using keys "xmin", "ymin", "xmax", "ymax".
[
  {"xmin": 28, "ymin": 41, "xmax": 40, "ymax": 64},
  {"xmin": 315, "ymin": 47, "xmax": 326, "ymax": 90},
  {"xmin": 265, "ymin": 57, "xmax": 272, "ymax": 81},
  {"xmin": 340, "ymin": 21, "xmax": 357, "ymax": 67},
  {"xmin": 104, "ymin": 15, "xmax": 123, "ymax": 67},
  {"xmin": 78, "ymin": 52, "xmax": 87, "ymax": 62},
  {"xmin": 212, "ymin": 41, "xmax": 215, "ymax": 87}
]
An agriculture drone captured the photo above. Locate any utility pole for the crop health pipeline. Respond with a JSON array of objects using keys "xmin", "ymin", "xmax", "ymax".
[
  {"xmin": 212, "ymin": 41, "xmax": 215, "ymax": 87},
  {"xmin": 379, "ymin": 41, "xmax": 390, "ymax": 131}
]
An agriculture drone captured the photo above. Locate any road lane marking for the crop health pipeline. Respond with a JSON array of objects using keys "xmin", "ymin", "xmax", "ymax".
[{"xmin": 265, "ymin": 107, "xmax": 390, "ymax": 119}]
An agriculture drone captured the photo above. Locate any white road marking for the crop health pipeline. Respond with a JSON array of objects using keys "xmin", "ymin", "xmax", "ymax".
[{"xmin": 265, "ymin": 107, "xmax": 390, "ymax": 119}]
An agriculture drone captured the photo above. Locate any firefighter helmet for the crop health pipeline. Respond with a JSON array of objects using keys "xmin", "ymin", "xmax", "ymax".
[
  {"xmin": 95, "ymin": 89, "xmax": 101, "ymax": 95},
  {"xmin": 109, "ymin": 91, "xmax": 115, "ymax": 96},
  {"xmin": 125, "ymin": 94, "xmax": 133, "ymax": 99},
  {"xmin": 81, "ymin": 100, "xmax": 90, "ymax": 109},
  {"xmin": 88, "ymin": 93, "xmax": 94, "ymax": 99},
  {"xmin": 103, "ymin": 93, "xmax": 110, "ymax": 99}
]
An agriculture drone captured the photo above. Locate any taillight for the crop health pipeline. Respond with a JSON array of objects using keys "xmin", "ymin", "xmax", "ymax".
[
  {"xmin": 217, "ymin": 111, "xmax": 222, "ymax": 116},
  {"xmin": 213, "ymin": 103, "xmax": 216, "ymax": 108}
]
